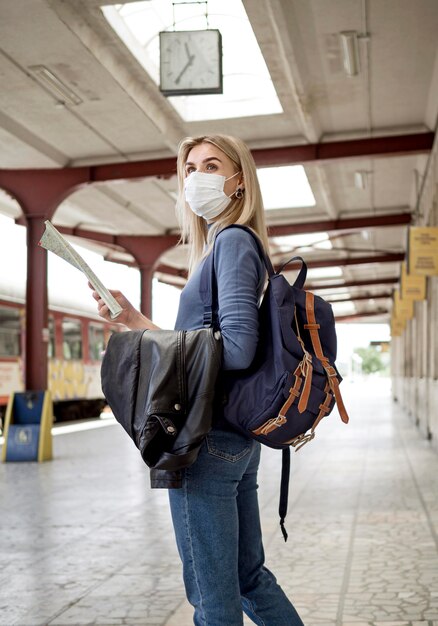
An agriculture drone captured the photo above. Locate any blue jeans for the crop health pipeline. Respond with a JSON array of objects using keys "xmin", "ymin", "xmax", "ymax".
[{"xmin": 168, "ymin": 428, "xmax": 304, "ymax": 626}]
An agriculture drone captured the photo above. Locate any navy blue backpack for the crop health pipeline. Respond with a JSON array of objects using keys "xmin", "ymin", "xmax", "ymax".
[{"xmin": 201, "ymin": 225, "xmax": 350, "ymax": 540}]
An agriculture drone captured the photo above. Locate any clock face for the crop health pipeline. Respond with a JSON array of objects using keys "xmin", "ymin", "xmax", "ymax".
[{"xmin": 159, "ymin": 29, "xmax": 223, "ymax": 96}]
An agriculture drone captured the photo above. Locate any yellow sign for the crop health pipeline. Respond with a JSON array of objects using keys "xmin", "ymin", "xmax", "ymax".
[
  {"xmin": 409, "ymin": 226, "xmax": 438, "ymax": 276},
  {"xmin": 393, "ymin": 289, "xmax": 414, "ymax": 321},
  {"xmin": 391, "ymin": 316, "xmax": 405, "ymax": 336},
  {"xmin": 400, "ymin": 262, "xmax": 426, "ymax": 300}
]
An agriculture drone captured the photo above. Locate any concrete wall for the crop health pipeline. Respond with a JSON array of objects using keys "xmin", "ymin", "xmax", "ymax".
[{"xmin": 391, "ymin": 174, "xmax": 438, "ymax": 449}]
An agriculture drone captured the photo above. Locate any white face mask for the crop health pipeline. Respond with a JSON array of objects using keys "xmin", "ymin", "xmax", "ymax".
[{"xmin": 184, "ymin": 171, "xmax": 240, "ymax": 221}]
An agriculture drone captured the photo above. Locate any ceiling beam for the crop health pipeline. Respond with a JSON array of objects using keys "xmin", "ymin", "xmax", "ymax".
[
  {"xmin": 280, "ymin": 253, "xmax": 404, "ymax": 272},
  {"xmin": 56, "ymin": 212, "xmax": 410, "ymax": 249},
  {"xmin": 69, "ymin": 132, "xmax": 433, "ymax": 183},
  {"xmin": 306, "ymin": 277, "xmax": 398, "ymax": 291},
  {"xmin": 56, "ymin": 225, "xmax": 179, "ymax": 249},
  {"xmin": 335, "ymin": 310, "xmax": 390, "ymax": 322},
  {"xmin": 3, "ymin": 134, "xmax": 433, "ymax": 188},
  {"xmin": 328, "ymin": 292, "xmax": 393, "ymax": 304},
  {"xmin": 251, "ymin": 132, "xmax": 434, "ymax": 167},
  {"xmin": 156, "ymin": 275, "xmax": 400, "ymax": 293},
  {"xmin": 155, "ymin": 253, "xmax": 404, "ymax": 279},
  {"xmin": 155, "ymin": 264, "xmax": 188, "ymax": 279},
  {"xmin": 268, "ymin": 211, "xmax": 411, "ymax": 237}
]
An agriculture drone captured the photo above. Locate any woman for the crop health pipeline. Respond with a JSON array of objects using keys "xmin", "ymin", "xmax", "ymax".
[{"xmin": 92, "ymin": 134, "xmax": 304, "ymax": 626}]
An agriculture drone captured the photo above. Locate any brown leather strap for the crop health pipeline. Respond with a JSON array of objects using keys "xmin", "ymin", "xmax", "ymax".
[
  {"xmin": 311, "ymin": 387, "xmax": 333, "ymax": 432},
  {"xmin": 279, "ymin": 371, "xmax": 302, "ymax": 418},
  {"xmin": 328, "ymin": 376, "xmax": 349, "ymax": 423},
  {"xmin": 298, "ymin": 358, "xmax": 313, "ymax": 414},
  {"xmin": 304, "ymin": 291, "xmax": 350, "ymax": 424},
  {"xmin": 304, "ymin": 292, "xmax": 326, "ymax": 362}
]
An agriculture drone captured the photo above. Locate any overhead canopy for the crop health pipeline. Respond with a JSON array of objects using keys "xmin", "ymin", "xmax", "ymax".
[{"xmin": 0, "ymin": 0, "xmax": 437, "ymax": 322}]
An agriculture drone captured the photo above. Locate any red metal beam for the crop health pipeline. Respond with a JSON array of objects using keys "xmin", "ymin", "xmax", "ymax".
[
  {"xmin": 335, "ymin": 310, "xmax": 390, "ymax": 322},
  {"xmin": 306, "ymin": 277, "xmax": 398, "ymax": 291},
  {"xmin": 251, "ymin": 132, "xmax": 434, "ymax": 167},
  {"xmin": 156, "ymin": 264, "xmax": 188, "ymax": 279},
  {"xmin": 56, "ymin": 213, "xmax": 410, "ymax": 257},
  {"xmin": 279, "ymin": 253, "xmax": 404, "ymax": 271},
  {"xmin": 156, "ymin": 273, "xmax": 400, "ymax": 293},
  {"xmin": 268, "ymin": 211, "xmax": 411, "ymax": 237},
  {"xmin": 91, "ymin": 157, "xmax": 177, "ymax": 182},
  {"xmin": 328, "ymin": 292, "xmax": 393, "ymax": 304},
  {"xmin": 83, "ymin": 131, "xmax": 437, "ymax": 179},
  {"xmin": 1, "ymin": 133, "xmax": 433, "ymax": 191},
  {"xmin": 155, "ymin": 254, "xmax": 404, "ymax": 280},
  {"xmin": 157, "ymin": 277, "xmax": 186, "ymax": 290},
  {"xmin": 56, "ymin": 225, "xmax": 180, "ymax": 251},
  {"xmin": 56, "ymin": 225, "xmax": 119, "ymax": 246}
]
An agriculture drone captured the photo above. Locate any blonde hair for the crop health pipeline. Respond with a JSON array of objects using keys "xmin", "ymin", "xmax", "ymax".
[{"xmin": 176, "ymin": 134, "xmax": 270, "ymax": 275}]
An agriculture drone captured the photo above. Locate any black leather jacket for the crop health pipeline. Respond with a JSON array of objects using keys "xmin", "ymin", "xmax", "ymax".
[{"xmin": 101, "ymin": 328, "xmax": 222, "ymax": 488}]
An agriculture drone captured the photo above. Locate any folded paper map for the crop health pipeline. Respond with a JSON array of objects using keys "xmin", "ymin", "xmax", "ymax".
[{"xmin": 38, "ymin": 221, "xmax": 122, "ymax": 320}]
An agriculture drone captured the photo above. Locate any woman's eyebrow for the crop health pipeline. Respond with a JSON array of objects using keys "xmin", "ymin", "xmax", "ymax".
[{"xmin": 185, "ymin": 156, "xmax": 222, "ymax": 166}]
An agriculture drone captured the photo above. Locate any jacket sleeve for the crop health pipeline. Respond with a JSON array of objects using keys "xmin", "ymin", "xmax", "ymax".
[{"xmin": 213, "ymin": 229, "xmax": 265, "ymax": 371}]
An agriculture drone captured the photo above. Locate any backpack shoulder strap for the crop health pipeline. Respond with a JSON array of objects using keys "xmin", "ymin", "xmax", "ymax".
[{"xmin": 199, "ymin": 250, "xmax": 216, "ymax": 328}]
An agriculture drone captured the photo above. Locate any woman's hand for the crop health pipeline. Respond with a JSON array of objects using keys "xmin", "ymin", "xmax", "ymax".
[{"xmin": 88, "ymin": 283, "xmax": 160, "ymax": 330}]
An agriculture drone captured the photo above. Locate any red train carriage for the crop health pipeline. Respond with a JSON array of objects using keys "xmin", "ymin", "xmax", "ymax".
[{"xmin": 0, "ymin": 293, "xmax": 119, "ymax": 424}]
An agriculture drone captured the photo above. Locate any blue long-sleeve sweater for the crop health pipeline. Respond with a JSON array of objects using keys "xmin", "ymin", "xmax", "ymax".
[{"xmin": 174, "ymin": 228, "xmax": 265, "ymax": 370}]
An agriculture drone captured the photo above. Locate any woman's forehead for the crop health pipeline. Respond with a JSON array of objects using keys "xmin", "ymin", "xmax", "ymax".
[{"xmin": 186, "ymin": 142, "xmax": 226, "ymax": 163}]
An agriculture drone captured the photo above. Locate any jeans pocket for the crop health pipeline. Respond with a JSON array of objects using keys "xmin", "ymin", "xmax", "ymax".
[{"xmin": 206, "ymin": 429, "xmax": 252, "ymax": 463}]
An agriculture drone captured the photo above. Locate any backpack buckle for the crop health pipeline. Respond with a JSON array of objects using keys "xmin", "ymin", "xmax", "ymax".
[
  {"xmin": 285, "ymin": 431, "xmax": 316, "ymax": 451},
  {"xmin": 253, "ymin": 415, "xmax": 287, "ymax": 436},
  {"xmin": 324, "ymin": 364, "xmax": 337, "ymax": 378}
]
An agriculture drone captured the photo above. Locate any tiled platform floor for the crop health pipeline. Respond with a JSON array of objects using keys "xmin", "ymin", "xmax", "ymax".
[{"xmin": 1, "ymin": 379, "xmax": 438, "ymax": 626}]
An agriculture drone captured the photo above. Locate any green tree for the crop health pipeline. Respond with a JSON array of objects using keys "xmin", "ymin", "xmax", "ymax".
[{"xmin": 354, "ymin": 346, "xmax": 385, "ymax": 374}]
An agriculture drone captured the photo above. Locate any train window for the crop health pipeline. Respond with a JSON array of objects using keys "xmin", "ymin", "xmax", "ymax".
[
  {"xmin": 0, "ymin": 306, "xmax": 21, "ymax": 357},
  {"xmin": 48, "ymin": 316, "xmax": 55, "ymax": 358},
  {"xmin": 89, "ymin": 324, "xmax": 105, "ymax": 361},
  {"xmin": 62, "ymin": 319, "xmax": 82, "ymax": 360}
]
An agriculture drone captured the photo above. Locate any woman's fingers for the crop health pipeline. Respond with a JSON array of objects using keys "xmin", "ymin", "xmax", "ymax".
[
  {"xmin": 94, "ymin": 297, "xmax": 110, "ymax": 318},
  {"xmin": 89, "ymin": 283, "xmax": 134, "ymax": 325}
]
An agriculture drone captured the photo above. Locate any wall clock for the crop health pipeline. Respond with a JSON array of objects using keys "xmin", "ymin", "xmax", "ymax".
[{"xmin": 159, "ymin": 29, "xmax": 223, "ymax": 96}]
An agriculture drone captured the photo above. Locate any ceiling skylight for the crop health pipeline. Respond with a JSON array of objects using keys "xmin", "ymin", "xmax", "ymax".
[
  {"xmin": 101, "ymin": 0, "xmax": 283, "ymax": 122},
  {"xmin": 272, "ymin": 233, "xmax": 332, "ymax": 253},
  {"xmin": 330, "ymin": 301, "xmax": 356, "ymax": 315},
  {"xmin": 257, "ymin": 166, "xmax": 316, "ymax": 210},
  {"xmin": 306, "ymin": 267, "xmax": 343, "ymax": 280}
]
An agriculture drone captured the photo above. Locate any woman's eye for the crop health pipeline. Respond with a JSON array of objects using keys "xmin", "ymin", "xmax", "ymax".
[
  {"xmin": 206, "ymin": 163, "xmax": 216, "ymax": 171},
  {"xmin": 186, "ymin": 167, "xmax": 195, "ymax": 174}
]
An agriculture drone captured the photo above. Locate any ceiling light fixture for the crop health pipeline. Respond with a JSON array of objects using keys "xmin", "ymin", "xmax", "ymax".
[
  {"xmin": 354, "ymin": 170, "xmax": 371, "ymax": 190},
  {"xmin": 339, "ymin": 31, "xmax": 360, "ymax": 76},
  {"xmin": 29, "ymin": 65, "xmax": 83, "ymax": 106}
]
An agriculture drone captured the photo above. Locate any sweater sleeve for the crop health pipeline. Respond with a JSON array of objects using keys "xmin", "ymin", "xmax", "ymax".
[{"xmin": 213, "ymin": 229, "xmax": 265, "ymax": 371}]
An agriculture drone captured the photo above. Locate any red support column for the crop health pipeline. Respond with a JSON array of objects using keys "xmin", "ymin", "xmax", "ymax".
[
  {"xmin": 118, "ymin": 235, "xmax": 178, "ymax": 322},
  {"xmin": 139, "ymin": 265, "xmax": 154, "ymax": 319},
  {"xmin": 0, "ymin": 169, "xmax": 88, "ymax": 392},
  {"xmin": 25, "ymin": 216, "xmax": 49, "ymax": 391}
]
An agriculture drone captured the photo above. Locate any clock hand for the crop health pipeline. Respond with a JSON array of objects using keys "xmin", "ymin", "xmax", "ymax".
[{"xmin": 175, "ymin": 53, "xmax": 196, "ymax": 85}]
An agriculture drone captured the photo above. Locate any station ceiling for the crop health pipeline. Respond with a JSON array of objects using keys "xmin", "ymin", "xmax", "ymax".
[{"xmin": 0, "ymin": 0, "xmax": 437, "ymax": 322}]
